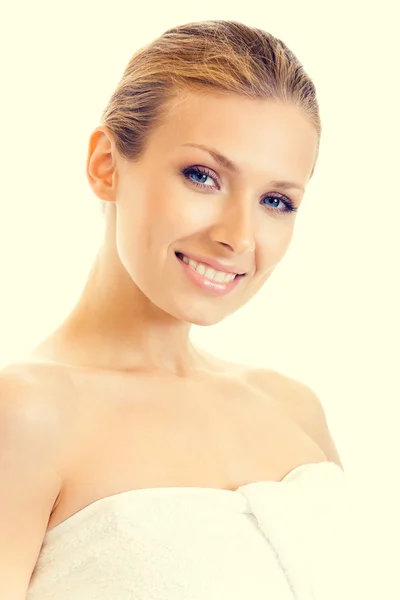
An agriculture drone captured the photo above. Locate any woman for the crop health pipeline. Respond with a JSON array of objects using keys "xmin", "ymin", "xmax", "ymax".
[{"xmin": 1, "ymin": 19, "xmax": 360, "ymax": 600}]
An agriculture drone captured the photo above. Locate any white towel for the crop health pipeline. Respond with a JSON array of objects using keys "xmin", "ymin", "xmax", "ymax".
[{"xmin": 27, "ymin": 461, "xmax": 380, "ymax": 599}]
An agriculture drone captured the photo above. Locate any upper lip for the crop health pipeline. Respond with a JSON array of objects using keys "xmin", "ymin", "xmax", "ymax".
[{"xmin": 177, "ymin": 251, "xmax": 246, "ymax": 275}]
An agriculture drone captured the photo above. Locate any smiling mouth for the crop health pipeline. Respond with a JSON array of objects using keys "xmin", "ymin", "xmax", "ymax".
[{"xmin": 175, "ymin": 252, "xmax": 245, "ymax": 281}]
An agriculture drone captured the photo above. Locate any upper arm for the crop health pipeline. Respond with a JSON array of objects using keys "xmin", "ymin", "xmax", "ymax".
[
  {"xmin": 247, "ymin": 368, "xmax": 344, "ymax": 469},
  {"xmin": 283, "ymin": 376, "xmax": 344, "ymax": 469},
  {"xmin": 0, "ymin": 373, "xmax": 62, "ymax": 597}
]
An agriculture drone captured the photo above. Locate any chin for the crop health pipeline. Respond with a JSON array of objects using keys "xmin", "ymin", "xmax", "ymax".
[
  {"xmin": 178, "ymin": 302, "xmax": 240, "ymax": 327},
  {"xmin": 175, "ymin": 308, "xmax": 225, "ymax": 327},
  {"xmin": 154, "ymin": 298, "xmax": 228, "ymax": 327},
  {"xmin": 187, "ymin": 314, "xmax": 224, "ymax": 327},
  {"xmin": 149, "ymin": 283, "xmax": 243, "ymax": 326}
]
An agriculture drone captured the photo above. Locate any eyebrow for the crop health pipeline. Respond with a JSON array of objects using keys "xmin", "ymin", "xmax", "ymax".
[{"xmin": 182, "ymin": 143, "xmax": 305, "ymax": 192}]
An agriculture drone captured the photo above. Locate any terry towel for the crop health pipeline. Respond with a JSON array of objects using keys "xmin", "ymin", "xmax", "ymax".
[{"xmin": 27, "ymin": 461, "xmax": 376, "ymax": 599}]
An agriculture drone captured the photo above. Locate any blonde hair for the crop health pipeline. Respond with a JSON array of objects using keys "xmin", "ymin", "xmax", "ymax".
[{"xmin": 100, "ymin": 20, "xmax": 321, "ymax": 209}]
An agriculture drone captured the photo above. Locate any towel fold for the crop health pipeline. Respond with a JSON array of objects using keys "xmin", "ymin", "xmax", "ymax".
[{"xmin": 27, "ymin": 461, "xmax": 378, "ymax": 599}]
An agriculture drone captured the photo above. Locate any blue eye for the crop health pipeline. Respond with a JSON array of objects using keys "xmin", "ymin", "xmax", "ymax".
[
  {"xmin": 180, "ymin": 165, "xmax": 297, "ymax": 214},
  {"xmin": 181, "ymin": 165, "xmax": 216, "ymax": 188},
  {"xmin": 261, "ymin": 195, "xmax": 297, "ymax": 214}
]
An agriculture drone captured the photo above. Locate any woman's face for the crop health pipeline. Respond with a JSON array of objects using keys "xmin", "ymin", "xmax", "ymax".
[{"xmin": 109, "ymin": 91, "xmax": 318, "ymax": 326}]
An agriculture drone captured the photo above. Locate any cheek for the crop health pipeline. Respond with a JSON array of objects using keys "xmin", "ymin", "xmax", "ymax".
[
  {"xmin": 115, "ymin": 189, "xmax": 188, "ymax": 276},
  {"xmin": 256, "ymin": 224, "xmax": 295, "ymax": 269},
  {"xmin": 147, "ymin": 183, "xmax": 213, "ymax": 242},
  {"xmin": 118, "ymin": 188, "xmax": 170, "ymax": 247}
]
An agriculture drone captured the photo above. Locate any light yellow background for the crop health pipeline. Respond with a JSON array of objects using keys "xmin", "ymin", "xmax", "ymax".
[{"xmin": 1, "ymin": 0, "xmax": 398, "ymax": 591}]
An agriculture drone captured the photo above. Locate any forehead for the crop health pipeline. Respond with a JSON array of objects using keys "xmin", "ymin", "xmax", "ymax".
[{"xmin": 149, "ymin": 90, "xmax": 319, "ymax": 183}]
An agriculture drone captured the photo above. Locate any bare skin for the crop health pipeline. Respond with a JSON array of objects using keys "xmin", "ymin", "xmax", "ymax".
[{"xmin": 2, "ymin": 90, "xmax": 342, "ymax": 535}]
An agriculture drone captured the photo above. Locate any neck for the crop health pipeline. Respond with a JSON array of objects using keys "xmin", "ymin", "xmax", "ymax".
[{"xmin": 31, "ymin": 214, "xmax": 205, "ymax": 377}]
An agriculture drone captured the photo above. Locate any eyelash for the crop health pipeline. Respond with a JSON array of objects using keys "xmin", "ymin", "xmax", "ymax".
[{"xmin": 180, "ymin": 165, "xmax": 297, "ymax": 214}]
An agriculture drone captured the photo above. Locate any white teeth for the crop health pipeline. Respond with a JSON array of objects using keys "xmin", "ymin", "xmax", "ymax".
[{"xmin": 181, "ymin": 255, "xmax": 236, "ymax": 283}]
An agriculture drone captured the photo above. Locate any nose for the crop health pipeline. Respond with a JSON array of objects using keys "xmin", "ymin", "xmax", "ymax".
[{"xmin": 208, "ymin": 198, "xmax": 256, "ymax": 255}]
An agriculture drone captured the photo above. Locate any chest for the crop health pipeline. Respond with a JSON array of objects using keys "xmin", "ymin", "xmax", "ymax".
[{"xmin": 62, "ymin": 371, "xmax": 326, "ymax": 492}]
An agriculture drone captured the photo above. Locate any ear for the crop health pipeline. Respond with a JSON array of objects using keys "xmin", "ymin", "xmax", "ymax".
[{"xmin": 86, "ymin": 126, "xmax": 119, "ymax": 205}]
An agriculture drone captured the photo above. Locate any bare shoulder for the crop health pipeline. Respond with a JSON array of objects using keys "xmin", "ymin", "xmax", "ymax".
[
  {"xmin": 1, "ymin": 358, "xmax": 68, "ymax": 404},
  {"xmin": 0, "ymin": 360, "xmax": 59, "ymax": 414},
  {"xmin": 0, "ymin": 360, "xmax": 71, "ymax": 507},
  {"xmin": 200, "ymin": 348, "xmax": 344, "ymax": 470},
  {"xmin": 0, "ymin": 361, "xmax": 71, "ymax": 592},
  {"xmin": 0, "ymin": 359, "xmax": 73, "ymax": 442},
  {"xmin": 243, "ymin": 365, "xmax": 344, "ymax": 469},
  {"xmin": 244, "ymin": 365, "xmax": 324, "ymax": 413}
]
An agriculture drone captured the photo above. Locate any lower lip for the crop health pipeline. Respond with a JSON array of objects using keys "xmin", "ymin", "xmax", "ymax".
[{"xmin": 176, "ymin": 253, "xmax": 244, "ymax": 296}]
